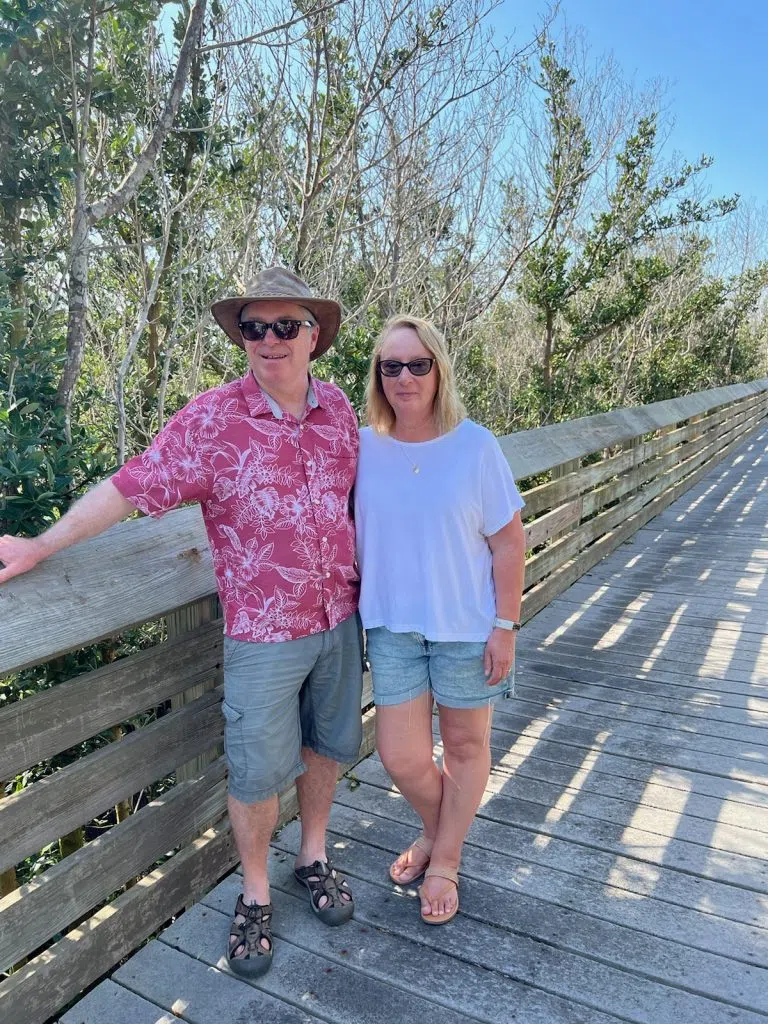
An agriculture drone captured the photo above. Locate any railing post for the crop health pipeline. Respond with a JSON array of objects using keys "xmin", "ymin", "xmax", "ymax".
[
  {"xmin": 168, "ymin": 595, "xmax": 222, "ymax": 783},
  {"xmin": 549, "ymin": 458, "xmax": 581, "ymax": 542}
]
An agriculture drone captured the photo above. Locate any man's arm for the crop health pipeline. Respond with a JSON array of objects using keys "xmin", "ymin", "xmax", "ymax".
[{"xmin": 0, "ymin": 478, "xmax": 136, "ymax": 584}]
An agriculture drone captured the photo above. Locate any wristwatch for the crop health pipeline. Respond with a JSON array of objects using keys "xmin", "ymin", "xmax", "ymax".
[{"xmin": 494, "ymin": 617, "xmax": 521, "ymax": 631}]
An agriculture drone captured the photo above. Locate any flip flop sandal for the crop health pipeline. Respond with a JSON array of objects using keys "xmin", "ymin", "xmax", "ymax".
[
  {"xmin": 227, "ymin": 895, "xmax": 273, "ymax": 977},
  {"xmin": 389, "ymin": 835, "xmax": 434, "ymax": 885},
  {"xmin": 294, "ymin": 860, "xmax": 354, "ymax": 926},
  {"xmin": 418, "ymin": 866, "xmax": 459, "ymax": 925}
]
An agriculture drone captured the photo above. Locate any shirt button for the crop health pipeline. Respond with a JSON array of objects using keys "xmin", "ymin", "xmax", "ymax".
[{"xmin": 325, "ymin": 572, "xmax": 330, "ymax": 578}]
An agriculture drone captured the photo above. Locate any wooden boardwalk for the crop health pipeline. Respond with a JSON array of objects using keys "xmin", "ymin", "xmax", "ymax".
[{"xmin": 63, "ymin": 430, "xmax": 768, "ymax": 1024}]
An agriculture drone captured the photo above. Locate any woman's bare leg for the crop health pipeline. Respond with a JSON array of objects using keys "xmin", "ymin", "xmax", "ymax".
[
  {"xmin": 421, "ymin": 703, "xmax": 492, "ymax": 917},
  {"xmin": 376, "ymin": 691, "xmax": 442, "ymax": 880}
]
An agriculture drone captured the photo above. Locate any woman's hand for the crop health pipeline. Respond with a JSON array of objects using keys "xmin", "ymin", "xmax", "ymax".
[{"xmin": 484, "ymin": 627, "xmax": 516, "ymax": 686}]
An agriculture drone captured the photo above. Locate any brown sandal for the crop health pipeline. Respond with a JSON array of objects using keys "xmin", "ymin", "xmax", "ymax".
[
  {"xmin": 227, "ymin": 895, "xmax": 273, "ymax": 977},
  {"xmin": 418, "ymin": 866, "xmax": 459, "ymax": 925},
  {"xmin": 389, "ymin": 835, "xmax": 433, "ymax": 885}
]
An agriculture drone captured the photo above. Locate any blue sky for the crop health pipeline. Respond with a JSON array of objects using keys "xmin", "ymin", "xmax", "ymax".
[{"xmin": 495, "ymin": 0, "xmax": 768, "ymax": 205}]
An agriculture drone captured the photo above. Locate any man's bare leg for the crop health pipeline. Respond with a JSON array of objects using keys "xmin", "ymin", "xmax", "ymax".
[
  {"xmin": 295, "ymin": 746, "xmax": 339, "ymax": 866},
  {"xmin": 229, "ymin": 792, "xmax": 278, "ymax": 906}
]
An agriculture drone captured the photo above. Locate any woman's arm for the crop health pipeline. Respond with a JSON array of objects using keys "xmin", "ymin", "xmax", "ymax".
[{"xmin": 484, "ymin": 513, "xmax": 526, "ymax": 685}]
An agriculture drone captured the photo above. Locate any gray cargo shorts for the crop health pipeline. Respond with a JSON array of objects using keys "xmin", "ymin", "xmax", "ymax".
[{"xmin": 222, "ymin": 612, "xmax": 364, "ymax": 804}]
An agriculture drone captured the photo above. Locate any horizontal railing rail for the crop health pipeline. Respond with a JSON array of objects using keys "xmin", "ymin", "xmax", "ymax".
[{"xmin": 1, "ymin": 377, "xmax": 767, "ymax": 1024}]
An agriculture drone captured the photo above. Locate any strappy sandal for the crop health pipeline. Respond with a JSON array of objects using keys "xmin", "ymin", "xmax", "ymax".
[
  {"xmin": 389, "ymin": 835, "xmax": 433, "ymax": 885},
  {"xmin": 294, "ymin": 860, "xmax": 354, "ymax": 926},
  {"xmin": 418, "ymin": 866, "xmax": 459, "ymax": 925},
  {"xmin": 227, "ymin": 895, "xmax": 273, "ymax": 977}
]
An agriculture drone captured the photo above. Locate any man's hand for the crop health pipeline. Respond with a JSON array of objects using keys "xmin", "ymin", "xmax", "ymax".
[
  {"xmin": 0, "ymin": 534, "xmax": 48, "ymax": 584},
  {"xmin": 484, "ymin": 627, "xmax": 516, "ymax": 686},
  {"xmin": 0, "ymin": 479, "xmax": 136, "ymax": 586}
]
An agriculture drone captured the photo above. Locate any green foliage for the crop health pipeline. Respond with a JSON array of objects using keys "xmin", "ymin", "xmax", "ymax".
[
  {"xmin": 313, "ymin": 322, "xmax": 378, "ymax": 417},
  {"xmin": 0, "ymin": 313, "xmax": 110, "ymax": 536}
]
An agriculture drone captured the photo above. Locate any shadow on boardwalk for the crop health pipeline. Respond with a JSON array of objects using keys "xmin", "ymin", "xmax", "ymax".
[{"xmin": 65, "ymin": 430, "xmax": 768, "ymax": 1024}]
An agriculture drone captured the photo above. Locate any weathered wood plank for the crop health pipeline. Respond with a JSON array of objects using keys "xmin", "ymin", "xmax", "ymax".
[
  {"xmin": 0, "ymin": 819, "xmax": 237, "ymax": 1024},
  {"xmin": 268, "ymin": 825, "xmax": 768, "ymax": 1019},
  {"xmin": 520, "ymin": 394, "xmax": 759, "ymax": 518},
  {"xmin": 135, "ymin": 929, "xmax": 486, "ymax": 1024},
  {"xmin": 2, "ymin": 383, "xmax": 765, "ymax": 679},
  {"xmin": 521, "ymin": 414, "xmax": 766, "ymax": 621},
  {"xmin": 0, "ymin": 619, "xmax": 222, "ymax": 779},
  {"xmin": 485, "ymin": 726, "xmax": 768, "ymax": 809},
  {"xmin": 189, "ymin": 876, "xmax": 659, "ymax": 1024},
  {"xmin": 356, "ymin": 751, "xmax": 767, "ymax": 858},
  {"xmin": 0, "ymin": 705, "xmax": 375, "ymax": 1024},
  {"xmin": 524, "ymin": 498, "xmax": 582, "ymax": 549},
  {"xmin": 327, "ymin": 786, "xmax": 765, "ymax": 937},
  {"xmin": 168, "ymin": 595, "xmax": 221, "ymax": 783},
  {"xmin": 495, "ymin": 692, "xmax": 768, "ymax": 765},
  {"xmin": 59, "ymin": 980, "xmax": 186, "ymax": 1024},
  {"xmin": 524, "ymin": 403, "xmax": 766, "ymax": 592},
  {"xmin": 0, "ymin": 686, "xmax": 224, "ymax": 874},
  {"xmin": 516, "ymin": 670, "xmax": 768, "ymax": 725},
  {"xmin": 0, "ymin": 504, "xmax": 215, "ymax": 676},
  {"xmin": 489, "ymin": 709, "xmax": 768, "ymax": 786},
  {"xmin": 500, "ymin": 379, "xmax": 768, "ymax": 480},
  {"xmin": 539, "ymin": 578, "xmax": 768, "ymax": 638},
  {"xmin": 341, "ymin": 770, "xmax": 768, "ymax": 894},
  {"xmin": 521, "ymin": 645, "xmax": 767, "ymax": 700},
  {"xmin": 0, "ymin": 757, "xmax": 229, "ymax": 972}
]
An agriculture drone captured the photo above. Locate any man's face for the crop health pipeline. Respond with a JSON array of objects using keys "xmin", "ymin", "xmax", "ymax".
[{"xmin": 239, "ymin": 300, "xmax": 319, "ymax": 390}]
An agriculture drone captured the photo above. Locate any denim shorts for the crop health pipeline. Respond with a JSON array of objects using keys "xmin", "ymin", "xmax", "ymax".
[
  {"xmin": 222, "ymin": 612, "xmax": 364, "ymax": 803},
  {"xmin": 366, "ymin": 627, "xmax": 515, "ymax": 709}
]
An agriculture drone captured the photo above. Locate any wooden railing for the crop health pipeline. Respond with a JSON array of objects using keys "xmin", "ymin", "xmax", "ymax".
[{"xmin": 1, "ymin": 378, "xmax": 767, "ymax": 1023}]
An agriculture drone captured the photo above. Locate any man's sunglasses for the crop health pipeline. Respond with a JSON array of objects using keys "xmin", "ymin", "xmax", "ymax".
[
  {"xmin": 378, "ymin": 358, "xmax": 435, "ymax": 378},
  {"xmin": 238, "ymin": 318, "xmax": 314, "ymax": 342}
]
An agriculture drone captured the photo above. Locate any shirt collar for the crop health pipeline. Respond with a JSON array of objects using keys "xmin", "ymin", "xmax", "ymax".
[{"xmin": 242, "ymin": 371, "xmax": 324, "ymax": 420}]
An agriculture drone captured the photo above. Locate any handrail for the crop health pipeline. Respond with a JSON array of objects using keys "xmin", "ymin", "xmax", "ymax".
[{"xmin": 2, "ymin": 379, "xmax": 767, "ymax": 1024}]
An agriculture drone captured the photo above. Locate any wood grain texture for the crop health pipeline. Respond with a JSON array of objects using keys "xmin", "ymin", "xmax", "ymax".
[
  {"xmin": 521, "ymin": 415, "xmax": 763, "ymax": 621},
  {"xmin": 0, "ymin": 706, "xmax": 377, "ymax": 1024},
  {"xmin": 0, "ymin": 757, "xmax": 229, "ymax": 972},
  {"xmin": 0, "ymin": 820, "xmax": 238, "ymax": 1024},
  {"xmin": 0, "ymin": 686, "xmax": 224, "ymax": 874},
  {"xmin": 501, "ymin": 380, "xmax": 768, "ymax": 481},
  {"xmin": 520, "ymin": 392, "xmax": 762, "ymax": 519},
  {"xmin": 2, "ymin": 384, "xmax": 766, "ymax": 678},
  {"xmin": 0, "ymin": 619, "xmax": 223, "ymax": 779},
  {"xmin": 0, "ymin": 504, "xmax": 214, "ymax": 676}
]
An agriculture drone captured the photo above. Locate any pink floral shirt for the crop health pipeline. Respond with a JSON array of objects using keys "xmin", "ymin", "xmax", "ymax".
[{"xmin": 112, "ymin": 371, "xmax": 360, "ymax": 642}]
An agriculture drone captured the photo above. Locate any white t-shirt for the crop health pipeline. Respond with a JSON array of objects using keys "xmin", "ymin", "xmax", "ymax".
[{"xmin": 354, "ymin": 419, "xmax": 524, "ymax": 641}]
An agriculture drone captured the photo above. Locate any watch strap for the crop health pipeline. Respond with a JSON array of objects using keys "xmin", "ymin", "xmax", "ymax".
[{"xmin": 494, "ymin": 617, "xmax": 521, "ymax": 631}]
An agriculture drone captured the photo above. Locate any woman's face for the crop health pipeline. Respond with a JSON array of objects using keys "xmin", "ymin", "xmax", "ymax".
[{"xmin": 378, "ymin": 327, "xmax": 438, "ymax": 423}]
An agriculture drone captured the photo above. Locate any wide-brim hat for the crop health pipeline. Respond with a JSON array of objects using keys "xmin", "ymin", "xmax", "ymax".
[{"xmin": 211, "ymin": 266, "xmax": 341, "ymax": 359}]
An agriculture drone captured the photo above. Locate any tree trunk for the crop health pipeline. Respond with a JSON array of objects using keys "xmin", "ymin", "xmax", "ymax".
[
  {"xmin": 56, "ymin": 167, "xmax": 90, "ymax": 434},
  {"xmin": 542, "ymin": 307, "xmax": 554, "ymax": 393},
  {"xmin": 4, "ymin": 204, "xmax": 27, "ymax": 350},
  {"xmin": 55, "ymin": 0, "xmax": 207, "ymax": 428}
]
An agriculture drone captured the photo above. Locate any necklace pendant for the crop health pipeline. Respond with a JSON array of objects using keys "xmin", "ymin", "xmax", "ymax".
[{"xmin": 412, "ymin": 465, "xmax": 420, "ymax": 474}]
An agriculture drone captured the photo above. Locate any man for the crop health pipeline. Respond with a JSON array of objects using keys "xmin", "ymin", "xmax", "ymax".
[{"xmin": 0, "ymin": 267, "xmax": 363, "ymax": 978}]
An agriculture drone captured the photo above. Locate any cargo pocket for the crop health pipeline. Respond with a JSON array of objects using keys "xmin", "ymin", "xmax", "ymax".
[{"xmin": 221, "ymin": 700, "xmax": 245, "ymax": 772}]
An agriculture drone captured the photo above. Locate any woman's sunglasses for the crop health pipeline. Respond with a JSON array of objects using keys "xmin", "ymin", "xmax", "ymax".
[
  {"xmin": 378, "ymin": 358, "xmax": 435, "ymax": 377},
  {"xmin": 239, "ymin": 318, "xmax": 314, "ymax": 342}
]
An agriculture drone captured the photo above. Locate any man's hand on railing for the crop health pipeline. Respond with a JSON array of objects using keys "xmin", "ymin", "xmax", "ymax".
[
  {"xmin": 0, "ymin": 479, "xmax": 136, "ymax": 585},
  {"xmin": 0, "ymin": 534, "xmax": 48, "ymax": 584}
]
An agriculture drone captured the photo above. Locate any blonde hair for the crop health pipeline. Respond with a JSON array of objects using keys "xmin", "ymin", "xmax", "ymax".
[{"xmin": 365, "ymin": 315, "xmax": 467, "ymax": 435}]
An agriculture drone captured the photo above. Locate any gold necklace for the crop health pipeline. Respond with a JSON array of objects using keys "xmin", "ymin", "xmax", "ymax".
[{"xmin": 392, "ymin": 439, "xmax": 420, "ymax": 474}]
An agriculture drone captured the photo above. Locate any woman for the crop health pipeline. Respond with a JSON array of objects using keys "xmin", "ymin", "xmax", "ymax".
[{"xmin": 354, "ymin": 315, "xmax": 526, "ymax": 925}]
